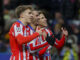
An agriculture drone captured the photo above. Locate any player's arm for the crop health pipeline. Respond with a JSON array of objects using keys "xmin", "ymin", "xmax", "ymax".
[
  {"xmin": 29, "ymin": 28, "xmax": 53, "ymax": 55},
  {"xmin": 46, "ymin": 34, "xmax": 65, "ymax": 49},
  {"xmin": 54, "ymin": 35, "xmax": 65, "ymax": 49},
  {"xmin": 46, "ymin": 27, "xmax": 68, "ymax": 49},
  {"xmin": 29, "ymin": 41, "xmax": 48, "ymax": 53},
  {"xmin": 38, "ymin": 45, "xmax": 51, "ymax": 56},
  {"xmin": 9, "ymin": 28, "xmax": 39, "ymax": 45},
  {"xmin": 15, "ymin": 33, "xmax": 39, "ymax": 45},
  {"xmin": 37, "ymin": 36, "xmax": 65, "ymax": 56},
  {"xmin": 9, "ymin": 24, "xmax": 43, "ymax": 45},
  {"xmin": 29, "ymin": 29, "xmax": 49, "ymax": 53},
  {"xmin": 54, "ymin": 27, "xmax": 68, "ymax": 49}
]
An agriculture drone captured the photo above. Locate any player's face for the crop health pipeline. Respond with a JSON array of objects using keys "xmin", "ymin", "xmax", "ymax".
[
  {"xmin": 32, "ymin": 10, "xmax": 39, "ymax": 25},
  {"xmin": 21, "ymin": 9, "xmax": 33, "ymax": 24},
  {"xmin": 38, "ymin": 13, "xmax": 47, "ymax": 27}
]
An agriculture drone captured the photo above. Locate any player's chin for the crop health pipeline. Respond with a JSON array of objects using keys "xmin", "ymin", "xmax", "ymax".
[
  {"xmin": 27, "ymin": 21, "xmax": 31, "ymax": 24},
  {"xmin": 43, "ymin": 24, "xmax": 47, "ymax": 27}
]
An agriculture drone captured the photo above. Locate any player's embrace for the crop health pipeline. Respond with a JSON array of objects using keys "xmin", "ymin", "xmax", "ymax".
[
  {"xmin": 9, "ymin": 5, "xmax": 43, "ymax": 60},
  {"xmin": 28, "ymin": 10, "xmax": 68, "ymax": 60}
]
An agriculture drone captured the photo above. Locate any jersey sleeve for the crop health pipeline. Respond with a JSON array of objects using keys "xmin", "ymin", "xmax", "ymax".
[
  {"xmin": 38, "ymin": 45, "xmax": 51, "ymax": 56},
  {"xmin": 29, "ymin": 41, "xmax": 48, "ymax": 53},
  {"xmin": 45, "ymin": 29, "xmax": 65, "ymax": 50},
  {"xmin": 9, "ymin": 24, "xmax": 15, "ymax": 37},
  {"xmin": 54, "ymin": 35, "xmax": 65, "ymax": 49}
]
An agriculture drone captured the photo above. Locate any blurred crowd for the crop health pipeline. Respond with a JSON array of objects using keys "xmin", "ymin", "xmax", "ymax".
[{"xmin": 0, "ymin": 0, "xmax": 80, "ymax": 60}]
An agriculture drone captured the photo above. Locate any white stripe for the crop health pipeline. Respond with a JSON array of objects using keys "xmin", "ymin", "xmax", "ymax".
[
  {"xmin": 13, "ymin": 56, "xmax": 15, "ymax": 60},
  {"xmin": 30, "ymin": 29, "xmax": 33, "ymax": 35},
  {"xmin": 39, "ymin": 36, "xmax": 43, "ymax": 44},
  {"xmin": 27, "ymin": 50, "xmax": 30, "ymax": 60},
  {"xmin": 37, "ymin": 58, "xmax": 40, "ymax": 60},
  {"xmin": 26, "ymin": 28, "xmax": 30, "ymax": 60},
  {"xmin": 33, "ymin": 39, "xmax": 36, "ymax": 59},
  {"xmin": 29, "ymin": 29, "xmax": 39, "ymax": 53},
  {"xmin": 55, "ymin": 42, "xmax": 58, "ymax": 45},
  {"xmin": 24, "ymin": 29, "xmax": 26, "ymax": 37},
  {"xmin": 44, "ymin": 56, "xmax": 46, "ymax": 60},
  {"xmin": 47, "ymin": 45, "xmax": 52, "ymax": 50},
  {"xmin": 19, "ymin": 51, "xmax": 21, "ymax": 60},
  {"xmin": 27, "ymin": 44, "xmax": 30, "ymax": 60},
  {"xmin": 29, "ymin": 41, "xmax": 47, "ymax": 53},
  {"xmin": 30, "ymin": 29, "xmax": 36, "ymax": 59},
  {"xmin": 33, "ymin": 55, "xmax": 36, "ymax": 60},
  {"xmin": 23, "ymin": 44, "xmax": 26, "ymax": 60},
  {"xmin": 47, "ymin": 51, "xmax": 49, "ymax": 60},
  {"xmin": 10, "ymin": 55, "xmax": 12, "ymax": 60},
  {"xmin": 45, "ymin": 29, "xmax": 50, "ymax": 36}
]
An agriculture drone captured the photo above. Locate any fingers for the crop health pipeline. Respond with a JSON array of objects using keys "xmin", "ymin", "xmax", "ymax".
[
  {"xmin": 61, "ymin": 27, "xmax": 64, "ymax": 31},
  {"xmin": 40, "ymin": 28, "xmax": 44, "ymax": 31},
  {"xmin": 61, "ymin": 27, "xmax": 65, "ymax": 32},
  {"xmin": 36, "ymin": 26, "xmax": 39, "ymax": 31},
  {"xmin": 36, "ymin": 26, "xmax": 44, "ymax": 31},
  {"xmin": 61, "ymin": 27, "xmax": 66, "ymax": 31}
]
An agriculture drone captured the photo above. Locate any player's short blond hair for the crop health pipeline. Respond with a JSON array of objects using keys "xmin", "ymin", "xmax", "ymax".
[{"xmin": 15, "ymin": 5, "xmax": 33, "ymax": 18}]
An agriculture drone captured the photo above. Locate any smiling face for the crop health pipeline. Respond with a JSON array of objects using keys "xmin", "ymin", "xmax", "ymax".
[{"xmin": 38, "ymin": 13, "xmax": 48, "ymax": 27}]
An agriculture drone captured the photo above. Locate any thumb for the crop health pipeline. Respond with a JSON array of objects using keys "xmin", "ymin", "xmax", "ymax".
[
  {"xmin": 61, "ymin": 27, "xmax": 64, "ymax": 31},
  {"xmin": 40, "ymin": 28, "xmax": 44, "ymax": 31},
  {"xmin": 36, "ymin": 26, "xmax": 39, "ymax": 31}
]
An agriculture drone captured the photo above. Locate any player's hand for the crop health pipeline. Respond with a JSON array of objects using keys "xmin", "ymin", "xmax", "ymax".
[
  {"xmin": 36, "ymin": 26, "xmax": 44, "ymax": 36},
  {"xmin": 42, "ymin": 31, "xmax": 47, "ymax": 40},
  {"xmin": 61, "ymin": 27, "xmax": 68, "ymax": 37}
]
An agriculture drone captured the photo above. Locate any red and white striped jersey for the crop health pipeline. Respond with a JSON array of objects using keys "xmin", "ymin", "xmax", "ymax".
[
  {"xmin": 28, "ymin": 28, "xmax": 65, "ymax": 60},
  {"xmin": 35, "ymin": 28, "xmax": 65, "ymax": 60},
  {"xmin": 38, "ymin": 29, "xmax": 52, "ymax": 60},
  {"xmin": 9, "ymin": 20, "xmax": 39, "ymax": 60},
  {"xmin": 28, "ymin": 28, "xmax": 52, "ymax": 60},
  {"xmin": 28, "ymin": 28, "xmax": 48, "ymax": 60}
]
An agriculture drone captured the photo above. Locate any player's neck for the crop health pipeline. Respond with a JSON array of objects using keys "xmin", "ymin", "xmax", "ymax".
[
  {"xmin": 19, "ymin": 18, "xmax": 27, "ymax": 26},
  {"xmin": 30, "ymin": 23, "xmax": 36, "ymax": 30}
]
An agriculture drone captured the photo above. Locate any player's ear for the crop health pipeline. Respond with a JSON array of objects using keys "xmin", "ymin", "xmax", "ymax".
[{"xmin": 20, "ymin": 13, "xmax": 23, "ymax": 18}]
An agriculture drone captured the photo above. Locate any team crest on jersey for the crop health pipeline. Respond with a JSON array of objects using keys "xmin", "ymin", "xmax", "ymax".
[{"xmin": 16, "ymin": 27, "xmax": 21, "ymax": 32}]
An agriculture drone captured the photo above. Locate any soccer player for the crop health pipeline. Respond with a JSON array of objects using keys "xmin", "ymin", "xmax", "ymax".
[
  {"xmin": 28, "ymin": 10, "xmax": 68, "ymax": 60},
  {"xmin": 9, "ymin": 5, "xmax": 43, "ymax": 60},
  {"xmin": 25, "ymin": 10, "xmax": 48, "ymax": 60}
]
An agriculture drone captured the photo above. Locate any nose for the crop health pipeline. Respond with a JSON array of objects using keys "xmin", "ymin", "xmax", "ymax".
[
  {"xmin": 30, "ymin": 14, "xmax": 33, "ymax": 18},
  {"xmin": 44, "ymin": 18, "xmax": 47, "ymax": 21}
]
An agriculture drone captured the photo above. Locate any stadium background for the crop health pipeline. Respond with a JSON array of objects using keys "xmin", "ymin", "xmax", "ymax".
[{"xmin": 0, "ymin": 0, "xmax": 80, "ymax": 60}]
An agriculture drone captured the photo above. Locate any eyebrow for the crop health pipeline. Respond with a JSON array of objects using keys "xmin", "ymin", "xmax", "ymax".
[
  {"xmin": 29, "ymin": 12, "xmax": 32, "ymax": 14},
  {"xmin": 41, "ymin": 17, "xmax": 44, "ymax": 19}
]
